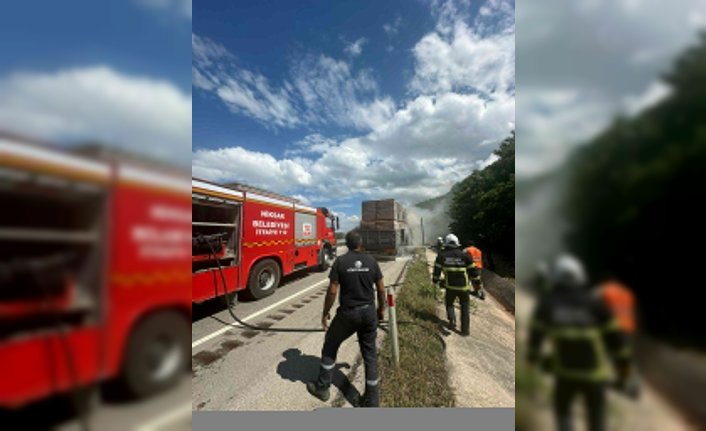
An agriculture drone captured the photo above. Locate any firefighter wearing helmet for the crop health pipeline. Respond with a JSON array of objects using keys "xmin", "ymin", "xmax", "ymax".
[
  {"xmin": 432, "ymin": 234, "xmax": 481, "ymax": 336},
  {"xmin": 528, "ymin": 254, "xmax": 633, "ymax": 431},
  {"xmin": 435, "ymin": 236, "xmax": 445, "ymax": 252}
]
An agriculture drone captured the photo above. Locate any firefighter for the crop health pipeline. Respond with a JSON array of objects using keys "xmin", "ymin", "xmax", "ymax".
[
  {"xmin": 464, "ymin": 240, "xmax": 486, "ymax": 300},
  {"xmin": 531, "ymin": 260, "xmax": 551, "ymax": 294},
  {"xmin": 436, "ymin": 236, "xmax": 445, "ymax": 252},
  {"xmin": 528, "ymin": 254, "xmax": 632, "ymax": 431},
  {"xmin": 307, "ymin": 230, "xmax": 386, "ymax": 407},
  {"xmin": 596, "ymin": 276, "xmax": 640, "ymax": 399},
  {"xmin": 597, "ymin": 278, "xmax": 636, "ymax": 338},
  {"xmin": 432, "ymin": 234, "xmax": 481, "ymax": 336}
]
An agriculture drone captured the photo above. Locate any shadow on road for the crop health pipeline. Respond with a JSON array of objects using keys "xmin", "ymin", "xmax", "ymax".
[
  {"xmin": 276, "ymin": 348, "xmax": 360, "ymax": 407},
  {"xmin": 192, "ymin": 268, "xmax": 320, "ymax": 323}
]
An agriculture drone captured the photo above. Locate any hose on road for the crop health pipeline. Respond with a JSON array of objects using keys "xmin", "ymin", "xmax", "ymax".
[
  {"xmin": 199, "ymin": 234, "xmax": 325, "ymax": 333},
  {"xmin": 199, "ymin": 235, "xmax": 444, "ymax": 353}
]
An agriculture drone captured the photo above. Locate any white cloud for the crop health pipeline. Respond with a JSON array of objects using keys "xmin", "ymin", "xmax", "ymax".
[
  {"xmin": 383, "ymin": 16, "xmax": 403, "ymax": 36},
  {"xmin": 473, "ymin": 0, "xmax": 514, "ymax": 36},
  {"xmin": 410, "ymin": 20, "xmax": 514, "ymax": 96},
  {"xmin": 216, "ymin": 73, "xmax": 300, "ymax": 128},
  {"xmin": 285, "ymin": 133, "xmax": 338, "ymax": 156},
  {"xmin": 193, "ymin": 89, "xmax": 513, "ymax": 204},
  {"xmin": 290, "ymin": 54, "xmax": 396, "ymax": 130},
  {"xmin": 516, "ymin": 0, "xmax": 704, "ymax": 177},
  {"xmin": 136, "ymin": 0, "xmax": 191, "ymax": 19},
  {"xmin": 431, "ymin": 0, "xmax": 472, "ymax": 35},
  {"xmin": 0, "ymin": 65, "xmax": 192, "ymax": 166},
  {"xmin": 193, "ymin": 34, "xmax": 394, "ymax": 131},
  {"xmin": 345, "ymin": 38, "xmax": 367, "ymax": 56},
  {"xmin": 358, "ymin": 91, "xmax": 514, "ymax": 160},
  {"xmin": 477, "ymin": 152, "xmax": 500, "ymax": 169},
  {"xmin": 192, "ymin": 33, "xmax": 230, "ymax": 67},
  {"xmin": 517, "ymin": 87, "xmax": 610, "ymax": 176},
  {"xmin": 192, "ymin": 146, "xmax": 313, "ymax": 191},
  {"xmin": 192, "ymin": 34, "xmax": 300, "ymax": 128},
  {"xmin": 623, "ymin": 81, "xmax": 671, "ymax": 115}
]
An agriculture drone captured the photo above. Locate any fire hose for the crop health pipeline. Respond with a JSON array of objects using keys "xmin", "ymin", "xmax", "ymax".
[
  {"xmin": 0, "ymin": 253, "xmax": 90, "ymax": 431},
  {"xmin": 195, "ymin": 233, "xmax": 446, "ymax": 356},
  {"xmin": 196, "ymin": 233, "xmax": 325, "ymax": 333}
]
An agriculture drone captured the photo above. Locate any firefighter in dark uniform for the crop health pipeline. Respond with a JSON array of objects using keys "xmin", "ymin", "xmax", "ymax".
[
  {"xmin": 435, "ymin": 236, "xmax": 445, "ymax": 252},
  {"xmin": 307, "ymin": 230, "xmax": 386, "ymax": 407},
  {"xmin": 528, "ymin": 254, "xmax": 632, "ymax": 431},
  {"xmin": 432, "ymin": 234, "xmax": 481, "ymax": 336}
]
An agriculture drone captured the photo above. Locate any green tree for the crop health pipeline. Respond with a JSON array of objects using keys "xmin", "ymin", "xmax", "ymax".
[
  {"xmin": 449, "ymin": 132, "xmax": 515, "ymax": 272},
  {"xmin": 564, "ymin": 33, "xmax": 706, "ymax": 347}
]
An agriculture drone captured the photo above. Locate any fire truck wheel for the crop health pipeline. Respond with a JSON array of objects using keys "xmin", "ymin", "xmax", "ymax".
[
  {"xmin": 244, "ymin": 259, "xmax": 281, "ymax": 300},
  {"xmin": 120, "ymin": 311, "xmax": 189, "ymax": 399},
  {"xmin": 317, "ymin": 246, "xmax": 335, "ymax": 271}
]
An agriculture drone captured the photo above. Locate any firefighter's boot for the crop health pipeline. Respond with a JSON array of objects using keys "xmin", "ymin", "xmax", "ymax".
[
  {"xmin": 306, "ymin": 382, "xmax": 330, "ymax": 402},
  {"xmin": 360, "ymin": 385, "xmax": 379, "ymax": 407}
]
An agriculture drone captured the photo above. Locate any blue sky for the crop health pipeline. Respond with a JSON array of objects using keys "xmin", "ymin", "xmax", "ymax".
[
  {"xmin": 192, "ymin": 0, "xmax": 516, "ymax": 230},
  {"xmin": 0, "ymin": 0, "xmax": 192, "ymax": 166}
]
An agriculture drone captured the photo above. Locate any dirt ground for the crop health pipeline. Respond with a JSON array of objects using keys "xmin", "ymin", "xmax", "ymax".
[{"xmin": 425, "ymin": 249, "xmax": 515, "ymax": 407}]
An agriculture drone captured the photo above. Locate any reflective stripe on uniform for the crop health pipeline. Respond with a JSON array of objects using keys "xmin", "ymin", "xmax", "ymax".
[
  {"xmin": 547, "ymin": 327, "xmax": 613, "ymax": 382},
  {"xmin": 366, "ymin": 379, "xmax": 379, "ymax": 386},
  {"xmin": 321, "ymin": 362, "xmax": 335, "ymax": 370},
  {"xmin": 443, "ymin": 267, "xmax": 470, "ymax": 290}
]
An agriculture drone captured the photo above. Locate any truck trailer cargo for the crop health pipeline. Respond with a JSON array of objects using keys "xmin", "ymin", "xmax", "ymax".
[{"xmin": 358, "ymin": 199, "xmax": 410, "ymax": 256}]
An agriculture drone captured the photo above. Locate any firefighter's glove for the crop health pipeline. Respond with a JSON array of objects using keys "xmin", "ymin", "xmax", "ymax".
[{"xmin": 470, "ymin": 288, "xmax": 486, "ymax": 301}]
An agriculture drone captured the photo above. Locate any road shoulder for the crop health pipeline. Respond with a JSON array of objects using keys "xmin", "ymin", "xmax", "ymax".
[{"xmin": 425, "ymin": 248, "xmax": 516, "ymax": 408}]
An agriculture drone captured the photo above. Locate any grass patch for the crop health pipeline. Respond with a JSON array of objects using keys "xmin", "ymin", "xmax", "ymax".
[{"xmin": 378, "ymin": 257, "xmax": 455, "ymax": 407}]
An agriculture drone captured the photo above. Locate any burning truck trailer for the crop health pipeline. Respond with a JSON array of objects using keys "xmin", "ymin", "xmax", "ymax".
[{"xmin": 358, "ymin": 199, "xmax": 412, "ymax": 259}]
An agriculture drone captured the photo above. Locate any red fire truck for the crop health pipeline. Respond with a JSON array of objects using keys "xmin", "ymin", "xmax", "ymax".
[
  {"xmin": 192, "ymin": 178, "xmax": 338, "ymax": 302},
  {"xmin": 0, "ymin": 133, "xmax": 191, "ymax": 409}
]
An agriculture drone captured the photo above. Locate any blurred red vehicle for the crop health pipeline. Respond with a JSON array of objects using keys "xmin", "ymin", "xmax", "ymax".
[{"xmin": 0, "ymin": 133, "xmax": 191, "ymax": 408}]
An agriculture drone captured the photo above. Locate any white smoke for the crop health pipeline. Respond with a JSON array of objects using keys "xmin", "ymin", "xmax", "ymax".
[{"xmin": 407, "ymin": 195, "xmax": 452, "ymax": 246}]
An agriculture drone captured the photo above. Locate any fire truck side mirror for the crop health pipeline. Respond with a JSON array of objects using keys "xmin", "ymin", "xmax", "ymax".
[{"xmin": 336, "ymin": 216, "xmax": 340, "ymax": 230}]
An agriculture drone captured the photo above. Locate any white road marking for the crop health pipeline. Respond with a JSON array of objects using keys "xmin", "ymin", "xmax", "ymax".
[
  {"xmin": 134, "ymin": 403, "xmax": 191, "ymax": 431},
  {"xmin": 191, "ymin": 278, "xmax": 329, "ymax": 349}
]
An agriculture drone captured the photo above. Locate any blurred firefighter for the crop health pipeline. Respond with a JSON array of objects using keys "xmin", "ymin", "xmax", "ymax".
[
  {"xmin": 464, "ymin": 240, "xmax": 486, "ymax": 300},
  {"xmin": 528, "ymin": 254, "xmax": 632, "ymax": 431},
  {"xmin": 307, "ymin": 230, "xmax": 385, "ymax": 407},
  {"xmin": 435, "ymin": 236, "xmax": 445, "ymax": 252},
  {"xmin": 596, "ymin": 276, "xmax": 640, "ymax": 398},
  {"xmin": 530, "ymin": 260, "xmax": 551, "ymax": 294},
  {"xmin": 432, "ymin": 234, "xmax": 482, "ymax": 336}
]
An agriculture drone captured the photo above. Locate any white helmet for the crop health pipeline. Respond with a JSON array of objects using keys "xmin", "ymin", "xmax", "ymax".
[
  {"xmin": 551, "ymin": 254, "xmax": 587, "ymax": 289},
  {"xmin": 444, "ymin": 234, "xmax": 460, "ymax": 247}
]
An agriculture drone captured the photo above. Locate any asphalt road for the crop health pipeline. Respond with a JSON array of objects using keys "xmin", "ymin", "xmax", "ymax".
[
  {"xmin": 191, "ymin": 256, "xmax": 408, "ymax": 411},
  {"xmin": 1, "ymin": 375, "xmax": 192, "ymax": 431}
]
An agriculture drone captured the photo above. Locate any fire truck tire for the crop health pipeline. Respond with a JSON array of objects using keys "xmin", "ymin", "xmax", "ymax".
[
  {"xmin": 244, "ymin": 259, "xmax": 281, "ymax": 300},
  {"xmin": 317, "ymin": 246, "xmax": 335, "ymax": 272},
  {"xmin": 119, "ymin": 311, "xmax": 189, "ymax": 399}
]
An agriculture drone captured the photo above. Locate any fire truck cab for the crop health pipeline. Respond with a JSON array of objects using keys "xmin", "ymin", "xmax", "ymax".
[{"xmin": 192, "ymin": 178, "xmax": 338, "ymax": 302}]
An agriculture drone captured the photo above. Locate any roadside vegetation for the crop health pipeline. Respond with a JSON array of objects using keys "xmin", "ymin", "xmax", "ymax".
[{"xmin": 378, "ymin": 254, "xmax": 455, "ymax": 407}]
